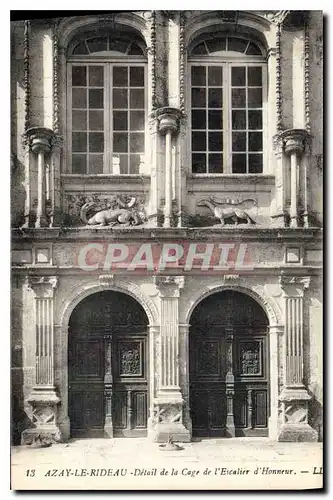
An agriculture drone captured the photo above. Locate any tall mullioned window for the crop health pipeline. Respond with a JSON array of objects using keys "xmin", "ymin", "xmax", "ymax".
[
  {"xmin": 189, "ymin": 35, "xmax": 266, "ymax": 174},
  {"xmin": 67, "ymin": 35, "xmax": 147, "ymax": 175}
]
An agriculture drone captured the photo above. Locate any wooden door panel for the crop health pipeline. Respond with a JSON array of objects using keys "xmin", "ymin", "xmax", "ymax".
[
  {"xmin": 133, "ymin": 392, "xmax": 147, "ymax": 429},
  {"xmin": 190, "ymin": 327, "xmax": 269, "ymax": 437},
  {"xmin": 234, "ymin": 390, "xmax": 247, "ymax": 428},
  {"xmin": 254, "ymin": 390, "xmax": 267, "ymax": 427},
  {"xmin": 209, "ymin": 392, "xmax": 227, "ymax": 431},
  {"xmin": 113, "ymin": 391, "xmax": 127, "ymax": 430}
]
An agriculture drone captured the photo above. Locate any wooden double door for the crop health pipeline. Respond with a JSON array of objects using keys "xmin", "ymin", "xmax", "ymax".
[
  {"xmin": 68, "ymin": 291, "xmax": 148, "ymax": 438},
  {"xmin": 189, "ymin": 291, "xmax": 269, "ymax": 438}
]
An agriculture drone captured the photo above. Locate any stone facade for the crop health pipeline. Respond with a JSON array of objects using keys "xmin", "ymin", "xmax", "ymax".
[{"xmin": 11, "ymin": 11, "xmax": 323, "ymax": 445}]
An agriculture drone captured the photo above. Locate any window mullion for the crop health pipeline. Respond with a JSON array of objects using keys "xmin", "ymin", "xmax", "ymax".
[
  {"xmin": 206, "ymin": 65, "xmax": 208, "ymax": 173},
  {"xmin": 107, "ymin": 64, "xmax": 112, "ymax": 174},
  {"xmin": 223, "ymin": 63, "xmax": 230, "ymax": 173}
]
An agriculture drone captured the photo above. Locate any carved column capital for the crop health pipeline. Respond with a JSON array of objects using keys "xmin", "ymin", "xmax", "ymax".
[
  {"xmin": 154, "ymin": 107, "xmax": 184, "ymax": 136},
  {"xmin": 26, "ymin": 276, "xmax": 58, "ymax": 297},
  {"xmin": 279, "ymin": 274, "xmax": 310, "ymax": 297},
  {"xmin": 25, "ymin": 127, "xmax": 54, "ymax": 155},
  {"xmin": 154, "ymin": 275, "xmax": 185, "ymax": 297},
  {"xmin": 281, "ymin": 129, "xmax": 309, "ymax": 157}
]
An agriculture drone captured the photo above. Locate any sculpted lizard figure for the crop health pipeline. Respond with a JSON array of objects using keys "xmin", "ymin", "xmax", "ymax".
[
  {"xmin": 80, "ymin": 196, "xmax": 142, "ymax": 226},
  {"xmin": 197, "ymin": 197, "xmax": 257, "ymax": 226}
]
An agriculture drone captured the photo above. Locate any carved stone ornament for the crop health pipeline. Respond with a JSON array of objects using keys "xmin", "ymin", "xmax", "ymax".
[
  {"xmin": 279, "ymin": 274, "xmax": 311, "ymax": 295},
  {"xmin": 280, "ymin": 129, "xmax": 309, "ymax": 156},
  {"xmin": 155, "ymin": 107, "xmax": 184, "ymax": 136},
  {"xmin": 26, "ymin": 276, "xmax": 58, "ymax": 297},
  {"xmin": 197, "ymin": 196, "xmax": 257, "ymax": 226},
  {"xmin": 64, "ymin": 193, "xmax": 147, "ymax": 227},
  {"xmin": 154, "ymin": 275, "xmax": 185, "ymax": 290},
  {"xmin": 99, "ymin": 274, "xmax": 116, "ymax": 286},
  {"xmin": 262, "ymin": 10, "xmax": 290, "ymax": 25}
]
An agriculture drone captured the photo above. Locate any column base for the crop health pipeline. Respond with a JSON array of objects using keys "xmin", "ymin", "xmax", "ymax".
[
  {"xmin": 152, "ymin": 395, "xmax": 191, "ymax": 443},
  {"xmin": 278, "ymin": 386, "xmax": 318, "ymax": 442},
  {"xmin": 21, "ymin": 387, "xmax": 62, "ymax": 445},
  {"xmin": 155, "ymin": 422, "xmax": 191, "ymax": 443},
  {"xmin": 278, "ymin": 423, "xmax": 318, "ymax": 442}
]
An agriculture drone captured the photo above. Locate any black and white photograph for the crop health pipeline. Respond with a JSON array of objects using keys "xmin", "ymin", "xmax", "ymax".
[{"xmin": 9, "ymin": 7, "xmax": 323, "ymax": 491}]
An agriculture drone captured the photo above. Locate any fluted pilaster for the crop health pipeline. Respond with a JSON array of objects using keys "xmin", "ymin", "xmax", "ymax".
[
  {"xmin": 152, "ymin": 275, "xmax": 190, "ymax": 442},
  {"xmin": 22, "ymin": 276, "xmax": 61, "ymax": 445},
  {"xmin": 278, "ymin": 273, "xmax": 318, "ymax": 442}
]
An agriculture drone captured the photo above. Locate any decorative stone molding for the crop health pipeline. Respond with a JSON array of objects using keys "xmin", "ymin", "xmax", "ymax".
[
  {"xmin": 184, "ymin": 280, "xmax": 281, "ymax": 327},
  {"xmin": 276, "ymin": 21, "xmax": 283, "ymax": 132},
  {"xmin": 99, "ymin": 274, "xmax": 116, "ymax": 286},
  {"xmin": 304, "ymin": 19, "xmax": 310, "ymax": 134},
  {"xmin": 179, "ymin": 12, "xmax": 186, "ymax": 114},
  {"xmin": 150, "ymin": 11, "xmax": 157, "ymax": 110},
  {"xmin": 23, "ymin": 20, "xmax": 31, "ymax": 133},
  {"xmin": 53, "ymin": 20, "xmax": 60, "ymax": 134}
]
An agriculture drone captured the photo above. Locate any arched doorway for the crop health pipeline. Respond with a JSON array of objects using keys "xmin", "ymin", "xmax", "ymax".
[
  {"xmin": 68, "ymin": 290, "xmax": 148, "ymax": 438},
  {"xmin": 189, "ymin": 290, "xmax": 269, "ymax": 438}
]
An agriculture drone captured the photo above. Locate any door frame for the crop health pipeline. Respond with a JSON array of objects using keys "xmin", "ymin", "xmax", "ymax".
[
  {"xmin": 57, "ymin": 281, "xmax": 159, "ymax": 441},
  {"xmin": 183, "ymin": 283, "xmax": 282, "ymax": 441}
]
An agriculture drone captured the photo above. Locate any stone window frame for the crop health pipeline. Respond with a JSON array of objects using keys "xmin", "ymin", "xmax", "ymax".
[
  {"xmin": 65, "ymin": 32, "xmax": 148, "ymax": 176},
  {"xmin": 187, "ymin": 33, "xmax": 268, "ymax": 175}
]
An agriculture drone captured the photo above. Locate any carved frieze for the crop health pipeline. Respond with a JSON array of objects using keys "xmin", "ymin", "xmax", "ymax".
[
  {"xmin": 196, "ymin": 197, "xmax": 257, "ymax": 227},
  {"xmin": 63, "ymin": 193, "xmax": 147, "ymax": 227}
]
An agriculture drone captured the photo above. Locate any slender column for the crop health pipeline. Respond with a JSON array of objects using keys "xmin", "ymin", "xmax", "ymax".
[
  {"xmin": 156, "ymin": 107, "xmax": 182, "ymax": 228},
  {"xmin": 164, "ymin": 130, "xmax": 173, "ymax": 227},
  {"xmin": 289, "ymin": 152, "xmax": 298, "ymax": 228},
  {"xmin": 281, "ymin": 129, "xmax": 308, "ymax": 228},
  {"xmin": 225, "ymin": 328, "xmax": 235, "ymax": 437},
  {"xmin": 152, "ymin": 276, "xmax": 190, "ymax": 442},
  {"xmin": 278, "ymin": 274, "xmax": 318, "ymax": 442},
  {"xmin": 302, "ymin": 142, "xmax": 311, "ymax": 228},
  {"xmin": 49, "ymin": 135, "xmax": 63, "ymax": 227},
  {"xmin": 25, "ymin": 127, "xmax": 54, "ymax": 228},
  {"xmin": 22, "ymin": 276, "xmax": 61, "ymax": 445},
  {"xmin": 104, "ymin": 332, "xmax": 113, "ymax": 437},
  {"xmin": 272, "ymin": 134, "xmax": 287, "ymax": 226}
]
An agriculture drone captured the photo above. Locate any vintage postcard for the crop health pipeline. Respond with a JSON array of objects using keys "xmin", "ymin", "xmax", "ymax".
[{"xmin": 10, "ymin": 8, "xmax": 323, "ymax": 491}]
